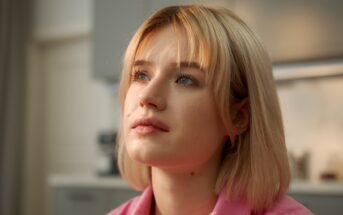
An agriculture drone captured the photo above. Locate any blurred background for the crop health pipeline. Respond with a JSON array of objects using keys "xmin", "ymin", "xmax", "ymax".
[{"xmin": 1, "ymin": 0, "xmax": 343, "ymax": 215}]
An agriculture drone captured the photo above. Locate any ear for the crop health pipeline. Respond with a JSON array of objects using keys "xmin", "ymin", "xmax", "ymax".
[
  {"xmin": 225, "ymin": 98, "xmax": 250, "ymax": 144},
  {"xmin": 231, "ymin": 98, "xmax": 250, "ymax": 135}
]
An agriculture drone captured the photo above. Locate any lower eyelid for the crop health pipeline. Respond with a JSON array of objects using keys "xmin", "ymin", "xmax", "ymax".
[
  {"xmin": 132, "ymin": 70, "xmax": 150, "ymax": 81},
  {"xmin": 176, "ymin": 75, "xmax": 199, "ymax": 85}
]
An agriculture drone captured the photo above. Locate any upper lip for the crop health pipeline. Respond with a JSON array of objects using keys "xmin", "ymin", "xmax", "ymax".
[{"xmin": 131, "ymin": 117, "xmax": 170, "ymax": 132}]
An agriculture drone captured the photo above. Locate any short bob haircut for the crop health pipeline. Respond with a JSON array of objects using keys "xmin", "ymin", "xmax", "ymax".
[{"xmin": 116, "ymin": 5, "xmax": 290, "ymax": 212}]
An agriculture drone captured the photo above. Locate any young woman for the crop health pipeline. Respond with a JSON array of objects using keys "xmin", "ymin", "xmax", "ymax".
[{"xmin": 108, "ymin": 5, "xmax": 313, "ymax": 215}]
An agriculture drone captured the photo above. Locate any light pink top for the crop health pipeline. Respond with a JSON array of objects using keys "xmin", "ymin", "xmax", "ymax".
[{"xmin": 107, "ymin": 186, "xmax": 313, "ymax": 215}]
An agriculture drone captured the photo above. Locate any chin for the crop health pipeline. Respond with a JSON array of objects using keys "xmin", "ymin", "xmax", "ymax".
[
  {"xmin": 127, "ymin": 143, "xmax": 159, "ymax": 165},
  {"xmin": 126, "ymin": 137, "xmax": 165, "ymax": 161},
  {"xmin": 128, "ymin": 150, "xmax": 195, "ymax": 172},
  {"xmin": 128, "ymin": 149, "xmax": 180, "ymax": 169}
]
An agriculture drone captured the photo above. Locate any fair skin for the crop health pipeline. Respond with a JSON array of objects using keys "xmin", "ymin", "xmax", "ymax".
[{"xmin": 123, "ymin": 25, "xmax": 244, "ymax": 215}]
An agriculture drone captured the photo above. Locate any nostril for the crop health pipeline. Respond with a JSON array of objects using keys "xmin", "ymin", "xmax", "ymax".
[{"xmin": 140, "ymin": 100, "xmax": 158, "ymax": 108}]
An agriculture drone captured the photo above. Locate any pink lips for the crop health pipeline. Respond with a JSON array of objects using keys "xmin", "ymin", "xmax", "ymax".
[{"xmin": 131, "ymin": 117, "xmax": 170, "ymax": 134}]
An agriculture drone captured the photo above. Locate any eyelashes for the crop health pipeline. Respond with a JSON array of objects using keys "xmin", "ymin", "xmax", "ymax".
[
  {"xmin": 175, "ymin": 74, "xmax": 199, "ymax": 86},
  {"xmin": 131, "ymin": 70, "xmax": 199, "ymax": 87},
  {"xmin": 132, "ymin": 70, "xmax": 150, "ymax": 82}
]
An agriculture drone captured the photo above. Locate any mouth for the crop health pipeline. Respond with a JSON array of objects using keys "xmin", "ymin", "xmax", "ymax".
[{"xmin": 131, "ymin": 117, "xmax": 170, "ymax": 133}]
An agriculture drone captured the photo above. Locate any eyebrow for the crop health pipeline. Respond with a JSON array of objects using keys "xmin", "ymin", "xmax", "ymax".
[
  {"xmin": 177, "ymin": 61, "xmax": 203, "ymax": 72},
  {"xmin": 133, "ymin": 60, "xmax": 152, "ymax": 67},
  {"xmin": 133, "ymin": 60, "xmax": 204, "ymax": 72}
]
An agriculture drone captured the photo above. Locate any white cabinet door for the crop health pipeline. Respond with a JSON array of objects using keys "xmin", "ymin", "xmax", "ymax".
[
  {"xmin": 290, "ymin": 193, "xmax": 343, "ymax": 215},
  {"xmin": 53, "ymin": 187, "xmax": 140, "ymax": 215},
  {"xmin": 93, "ymin": 0, "xmax": 146, "ymax": 81},
  {"xmin": 54, "ymin": 188, "xmax": 110, "ymax": 215}
]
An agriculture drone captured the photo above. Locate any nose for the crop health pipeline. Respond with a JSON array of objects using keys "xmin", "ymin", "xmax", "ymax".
[{"xmin": 138, "ymin": 78, "xmax": 167, "ymax": 111}]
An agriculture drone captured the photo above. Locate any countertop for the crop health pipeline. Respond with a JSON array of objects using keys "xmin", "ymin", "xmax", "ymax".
[
  {"xmin": 290, "ymin": 180, "xmax": 343, "ymax": 195},
  {"xmin": 48, "ymin": 174, "xmax": 343, "ymax": 194},
  {"xmin": 48, "ymin": 174, "xmax": 130, "ymax": 189}
]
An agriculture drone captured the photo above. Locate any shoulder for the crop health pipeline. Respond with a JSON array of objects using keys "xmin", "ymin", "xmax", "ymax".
[
  {"xmin": 106, "ymin": 186, "xmax": 153, "ymax": 215},
  {"xmin": 265, "ymin": 195, "xmax": 313, "ymax": 215}
]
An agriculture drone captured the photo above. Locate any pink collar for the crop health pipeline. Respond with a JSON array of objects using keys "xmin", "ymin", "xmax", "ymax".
[
  {"xmin": 129, "ymin": 186, "xmax": 252, "ymax": 215},
  {"xmin": 109, "ymin": 185, "xmax": 312, "ymax": 215}
]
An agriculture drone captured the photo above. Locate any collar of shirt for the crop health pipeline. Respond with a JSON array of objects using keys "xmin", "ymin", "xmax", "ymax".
[{"xmin": 128, "ymin": 186, "xmax": 251, "ymax": 215}]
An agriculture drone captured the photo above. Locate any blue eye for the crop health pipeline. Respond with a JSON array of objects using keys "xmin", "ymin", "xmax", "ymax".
[
  {"xmin": 132, "ymin": 70, "xmax": 150, "ymax": 82},
  {"xmin": 175, "ymin": 74, "xmax": 198, "ymax": 86}
]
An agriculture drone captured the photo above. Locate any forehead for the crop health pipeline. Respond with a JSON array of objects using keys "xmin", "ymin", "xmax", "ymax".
[{"xmin": 135, "ymin": 25, "xmax": 202, "ymax": 66}]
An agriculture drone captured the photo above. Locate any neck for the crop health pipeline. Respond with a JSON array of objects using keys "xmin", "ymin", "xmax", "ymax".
[{"xmin": 151, "ymin": 156, "xmax": 221, "ymax": 215}]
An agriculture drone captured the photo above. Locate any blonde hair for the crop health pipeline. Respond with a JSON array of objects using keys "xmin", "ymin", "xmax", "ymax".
[{"xmin": 116, "ymin": 5, "xmax": 290, "ymax": 212}]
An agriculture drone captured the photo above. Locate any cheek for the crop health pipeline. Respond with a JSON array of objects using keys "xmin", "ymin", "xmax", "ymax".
[
  {"xmin": 123, "ymin": 88, "xmax": 139, "ymax": 138},
  {"xmin": 173, "ymin": 96, "xmax": 221, "ymax": 134},
  {"xmin": 123, "ymin": 87, "xmax": 138, "ymax": 116},
  {"xmin": 179, "ymin": 96, "xmax": 219, "ymax": 124}
]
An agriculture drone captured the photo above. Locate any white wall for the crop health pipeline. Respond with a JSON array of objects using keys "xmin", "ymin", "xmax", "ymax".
[
  {"xmin": 23, "ymin": 1, "xmax": 119, "ymax": 215},
  {"xmin": 34, "ymin": 0, "xmax": 92, "ymax": 40},
  {"xmin": 278, "ymin": 76, "xmax": 343, "ymax": 181},
  {"xmin": 42, "ymin": 36, "xmax": 117, "ymax": 174}
]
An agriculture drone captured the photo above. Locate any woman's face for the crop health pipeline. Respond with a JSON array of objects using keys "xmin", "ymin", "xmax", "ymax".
[{"xmin": 123, "ymin": 25, "xmax": 228, "ymax": 173}]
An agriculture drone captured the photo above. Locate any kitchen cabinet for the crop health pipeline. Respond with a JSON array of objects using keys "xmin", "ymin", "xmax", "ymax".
[
  {"xmin": 290, "ymin": 193, "xmax": 343, "ymax": 215},
  {"xmin": 229, "ymin": 0, "xmax": 343, "ymax": 63},
  {"xmin": 49, "ymin": 175, "xmax": 140, "ymax": 215},
  {"xmin": 93, "ymin": 0, "xmax": 145, "ymax": 81},
  {"xmin": 53, "ymin": 187, "xmax": 139, "ymax": 215},
  {"xmin": 289, "ymin": 181, "xmax": 343, "ymax": 215}
]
